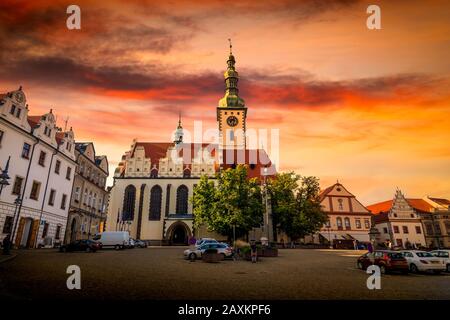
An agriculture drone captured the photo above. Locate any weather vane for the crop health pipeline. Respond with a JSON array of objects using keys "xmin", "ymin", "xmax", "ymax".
[{"xmin": 228, "ymin": 38, "xmax": 232, "ymax": 54}]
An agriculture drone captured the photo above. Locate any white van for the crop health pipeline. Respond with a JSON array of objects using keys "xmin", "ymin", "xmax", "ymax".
[{"xmin": 93, "ymin": 231, "xmax": 130, "ymax": 250}]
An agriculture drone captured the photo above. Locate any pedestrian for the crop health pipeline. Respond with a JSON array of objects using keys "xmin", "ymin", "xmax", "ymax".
[
  {"xmin": 367, "ymin": 242, "xmax": 373, "ymax": 253},
  {"xmin": 250, "ymin": 241, "xmax": 257, "ymax": 263},
  {"xmin": 2, "ymin": 234, "xmax": 11, "ymax": 255},
  {"xmin": 353, "ymin": 240, "xmax": 357, "ymax": 250},
  {"xmin": 290, "ymin": 240, "xmax": 295, "ymax": 249}
]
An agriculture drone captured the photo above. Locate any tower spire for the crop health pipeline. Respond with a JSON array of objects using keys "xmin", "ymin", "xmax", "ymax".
[{"xmin": 218, "ymin": 40, "xmax": 245, "ymax": 108}]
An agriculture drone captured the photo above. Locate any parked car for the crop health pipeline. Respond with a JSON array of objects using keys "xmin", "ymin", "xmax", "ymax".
[
  {"xmin": 92, "ymin": 231, "xmax": 130, "ymax": 250},
  {"xmin": 430, "ymin": 250, "xmax": 450, "ymax": 272},
  {"xmin": 357, "ymin": 250, "xmax": 409, "ymax": 274},
  {"xmin": 133, "ymin": 239, "xmax": 148, "ymax": 248},
  {"xmin": 185, "ymin": 243, "xmax": 232, "ymax": 260},
  {"xmin": 195, "ymin": 238, "xmax": 218, "ymax": 248},
  {"xmin": 400, "ymin": 250, "xmax": 446, "ymax": 274},
  {"xmin": 59, "ymin": 239, "xmax": 102, "ymax": 253},
  {"xmin": 127, "ymin": 238, "xmax": 135, "ymax": 249}
]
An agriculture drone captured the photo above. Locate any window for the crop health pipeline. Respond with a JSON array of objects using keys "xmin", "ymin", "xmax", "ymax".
[
  {"xmin": 38, "ymin": 151, "xmax": 46, "ymax": 166},
  {"xmin": 355, "ymin": 219, "xmax": 361, "ymax": 229},
  {"xmin": 30, "ymin": 181, "xmax": 41, "ymax": 200},
  {"xmin": 74, "ymin": 186, "xmax": 80, "ymax": 202},
  {"xmin": 122, "ymin": 185, "xmax": 136, "ymax": 221},
  {"xmin": 149, "ymin": 185, "xmax": 162, "ymax": 220},
  {"xmin": 434, "ymin": 223, "xmax": 441, "ymax": 235},
  {"xmin": 336, "ymin": 217, "xmax": 343, "ymax": 229},
  {"xmin": 0, "ymin": 130, "xmax": 4, "ymax": 145},
  {"xmin": 425, "ymin": 223, "xmax": 433, "ymax": 235},
  {"xmin": 42, "ymin": 222, "xmax": 49, "ymax": 238},
  {"xmin": 415, "ymin": 226, "xmax": 422, "ymax": 234},
  {"xmin": 55, "ymin": 226, "xmax": 61, "ymax": 240},
  {"xmin": 22, "ymin": 143, "xmax": 31, "ymax": 159},
  {"xmin": 338, "ymin": 198, "xmax": 344, "ymax": 211},
  {"xmin": 61, "ymin": 194, "xmax": 67, "ymax": 210},
  {"xmin": 16, "ymin": 108, "xmax": 21, "ymax": 118},
  {"xmin": 364, "ymin": 219, "xmax": 370, "ymax": 229},
  {"xmin": 393, "ymin": 226, "xmax": 400, "ymax": 233},
  {"xmin": 66, "ymin": 167, "xmax": 72, "ymax": 180},
  {"xmin": 12, "ymin": 176, "xmax": 23, "ymax": 195},
  {"xmin": 324, "ymin": 220, "xmax": 331, "ymax": 228},
  {"xmin": 54, "ymin": 160, "xmax": 61, "ymax": 174},
  {"xmin": 402, "ymin": 226, "xmax": 409, "ymax": 234},
  {"xmin": 2, "ymin": 216, "xmax": 13, "ymax": 234},
  {"xmin": 10, "ymin": 104, "xmax": 16, "ymax": 115},
  {"xmin": 383, "ymin": 227, "xmax": 388, "ymax": 234},
  {"xmin": 176, "ymin": 185, "xmax": 189, "ymax": 214},
  {"xmin": 48, "ymin": 189, "xmax": 56, "ymax": 206},
  {"xmin": 344, "ymin": 217, "xmax": 351, "ymax": 230},
  {"xmin": 229, "ymin": 130, "xmax": 234, "ymax": 141}
]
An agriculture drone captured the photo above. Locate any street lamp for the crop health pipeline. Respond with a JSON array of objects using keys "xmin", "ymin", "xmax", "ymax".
[
  {"xmin": 368, "ymin": 226, "xmax": 380, "ymax": 252},
  {"xmin": 9, "ymin": 195, "xmax": 23, "ymax": 249},
  {"xmin": 0, "ymin": 156, "xmax": 11, "ymax": 196}
]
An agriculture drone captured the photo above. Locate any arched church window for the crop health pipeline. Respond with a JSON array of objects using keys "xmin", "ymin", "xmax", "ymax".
[
  {"xmin": 122, "ymin": 185, "xmax": 136, "ymax": 221},
  {"xmin": 176, "ymin": 185, "xmax": 189, "ymax": 214},
  {"xmin": 149, "ymin": 185, "xmax": 162, "ymax": 221}
]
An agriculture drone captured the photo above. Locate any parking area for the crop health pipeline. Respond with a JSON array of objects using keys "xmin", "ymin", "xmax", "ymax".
[{"xmin": 1, "ymin": 247, "xmax": 449, "ymax": 300}]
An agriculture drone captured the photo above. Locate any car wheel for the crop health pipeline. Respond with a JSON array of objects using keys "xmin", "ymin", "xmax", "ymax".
[
  {"xmin": 357, "ymin": 261, "xmax": 364, "ymax": 270},
  {"xmin": 60, "ymin": 247, "xmax": 66, "ymax": 253},
  {"xmin": 380, "ymin": 265, "xmax": 387, "ymax": 275},
  {"xmin": 114, "ymin": 245, "xmax": 120, "ymax": 250},
  {"xmin": 447, "ymin": 264, "xmax": 450, "ymax": 273},
  {"xmin": 220, "ymin": 253, "xmax": 226, "ymax": 260},
  {"xmin": 86, "ymin": 247, "xmax": 91, "ymax": 253},
  {"xmin": 410, "ymin": 264, "xmax": 418, "ymax": 273},
  {"xmin": 189, "ymin": 253, "xmax": 197, "ymax": 260}
]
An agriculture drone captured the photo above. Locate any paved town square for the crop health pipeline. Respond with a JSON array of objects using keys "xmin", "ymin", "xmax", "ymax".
[{"xmin": 1, "ymin": 248, "xmax": 449, "ymax": 300}]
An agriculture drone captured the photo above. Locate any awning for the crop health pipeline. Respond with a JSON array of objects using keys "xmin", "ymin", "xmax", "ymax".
[
  {"xmin": 346, "ymin": 233, "xmax": 370, "ymax": 242},
  {"xmin": 319, "ymin": 232, "xmax": 345, "ymax": 241}
]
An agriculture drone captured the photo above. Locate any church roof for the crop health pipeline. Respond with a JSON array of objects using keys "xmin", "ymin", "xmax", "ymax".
[
  {"xmin": 127, "ymin": 141, "xmax": 275, "ymax": 179},
  {"xmin": 428, "ymin": 197, "xmax": 450, "ymax": 206}
]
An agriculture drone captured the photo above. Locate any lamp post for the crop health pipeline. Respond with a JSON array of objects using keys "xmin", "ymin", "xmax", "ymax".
[
  {"xmin": 368, "ymin": 226, "xmax": 380, "ymax": 253},
  {"xmin": 262, "ymin": 167, "xmax": 272, "ymax": 243},
  {"xmin": 9, "ymin": 195, "xmax": 23, "ymax": 249},
  {"xmin": 0, "ymin": 156, "xmax": 11, "ymax": 196}
]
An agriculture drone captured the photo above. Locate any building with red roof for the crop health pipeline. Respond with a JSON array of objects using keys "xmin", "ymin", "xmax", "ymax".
[
  {"xmin": 107, "ymin": 48, "xmax": 276, "ymax": 245},
  {"xmin": 302, "ymin": 182, "xmax": 373, "ymax": 248}
]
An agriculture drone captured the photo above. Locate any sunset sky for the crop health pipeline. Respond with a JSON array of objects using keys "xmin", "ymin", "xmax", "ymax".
[{"xmin": 0, "ymin": 0, "xmax": 449, "ymax": 205}]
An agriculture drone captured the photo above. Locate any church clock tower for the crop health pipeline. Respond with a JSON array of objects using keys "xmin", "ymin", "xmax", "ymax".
[{"xmin": 217, "ymin": 40, "xmax": 247, "ymax": 150}]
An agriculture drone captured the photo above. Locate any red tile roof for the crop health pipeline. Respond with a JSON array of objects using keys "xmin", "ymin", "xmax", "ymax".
[
  {"xmin": 429, "ymin": 197, "xmax": 450, "ymax": 206},
  {"xmin": 367, "ymin": 198, "xmax": 434, "ymax": 214},
  {"xmin": 27, "ymin": 115, "xmax": 41, "ymax": 128},
  {"xmin": 130, "ymin": 142, "xmax": 275, "ymax": 179}
]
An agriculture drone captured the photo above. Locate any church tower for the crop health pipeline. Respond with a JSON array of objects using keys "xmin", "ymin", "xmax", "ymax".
[
  {"xmin": 173, "ymin": 112, "xmax": 183, "ymax": 145},
  {"xmin": 217, "ymin": 40, "xmax": 247, "ymax": 149}
]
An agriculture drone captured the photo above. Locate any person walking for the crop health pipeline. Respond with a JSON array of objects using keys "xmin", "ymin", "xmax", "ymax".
[
  {"xmin": 250, "ymin": 241, "xmax": 257, "ymax": 263},
  {"xmin": 2, "ymin": 234, "xmax": 11, "ymax": 255}
]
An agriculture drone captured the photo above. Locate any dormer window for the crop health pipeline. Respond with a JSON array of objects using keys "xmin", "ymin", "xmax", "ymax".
[
  {"xmin": 10, "ymin": 105, "xmax": 16, "ymax": 115},
  {"xmin": 16, "ymin": 108, "xmax": 21, "ymax": 118}
]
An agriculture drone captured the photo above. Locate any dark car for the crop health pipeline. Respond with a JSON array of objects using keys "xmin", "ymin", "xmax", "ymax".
[
  {"xmin": 134, "ymin": 239, "xmax": 148, "ymax": 248},
  {"xmin": 59, "ymin": 239, "xmax": 102, "ymax": 253},
  {"xmin": 357, "ymin": 250, "xmax": 409, "ymax": 274}
]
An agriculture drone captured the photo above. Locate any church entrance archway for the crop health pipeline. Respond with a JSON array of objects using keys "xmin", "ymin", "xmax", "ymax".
[{"xmin": 167, "ymin": 221, "xmax": 191, "ymax": 246}]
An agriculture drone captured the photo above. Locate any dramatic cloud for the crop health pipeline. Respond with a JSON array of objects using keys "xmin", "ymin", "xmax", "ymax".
[{"xmin": 0, "ymin": 0, "xmax": 449, "ymax": 204}]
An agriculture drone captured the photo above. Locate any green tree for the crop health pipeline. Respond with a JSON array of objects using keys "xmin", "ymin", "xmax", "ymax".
[
  {"xmin": 268, "ymin": 173, "xmax": 327, "ymax": 241},
  {"xmin": 192, "ymin": 165, "xmax": 263, "ymax": 240}
]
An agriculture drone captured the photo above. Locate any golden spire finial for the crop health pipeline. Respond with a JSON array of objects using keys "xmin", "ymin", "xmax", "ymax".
[{"xmin": 228, "ymin": 38, "xmax": 232, "ymax": 55}]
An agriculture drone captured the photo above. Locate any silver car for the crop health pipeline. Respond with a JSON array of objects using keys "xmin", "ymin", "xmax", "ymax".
[{"xmin": 184, "ymin": 243, "xmax": 232, "ymax": 260}]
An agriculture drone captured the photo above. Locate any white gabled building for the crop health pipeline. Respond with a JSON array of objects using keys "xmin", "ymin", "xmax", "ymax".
[{"xmin": 0, "ymin": 87, "xmax": 77, "ymax": 248}]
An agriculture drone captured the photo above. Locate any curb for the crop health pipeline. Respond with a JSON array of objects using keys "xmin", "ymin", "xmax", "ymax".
[{"xmin": 0, "ymin": 253, "xmax": 18, "ymax": 264}]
